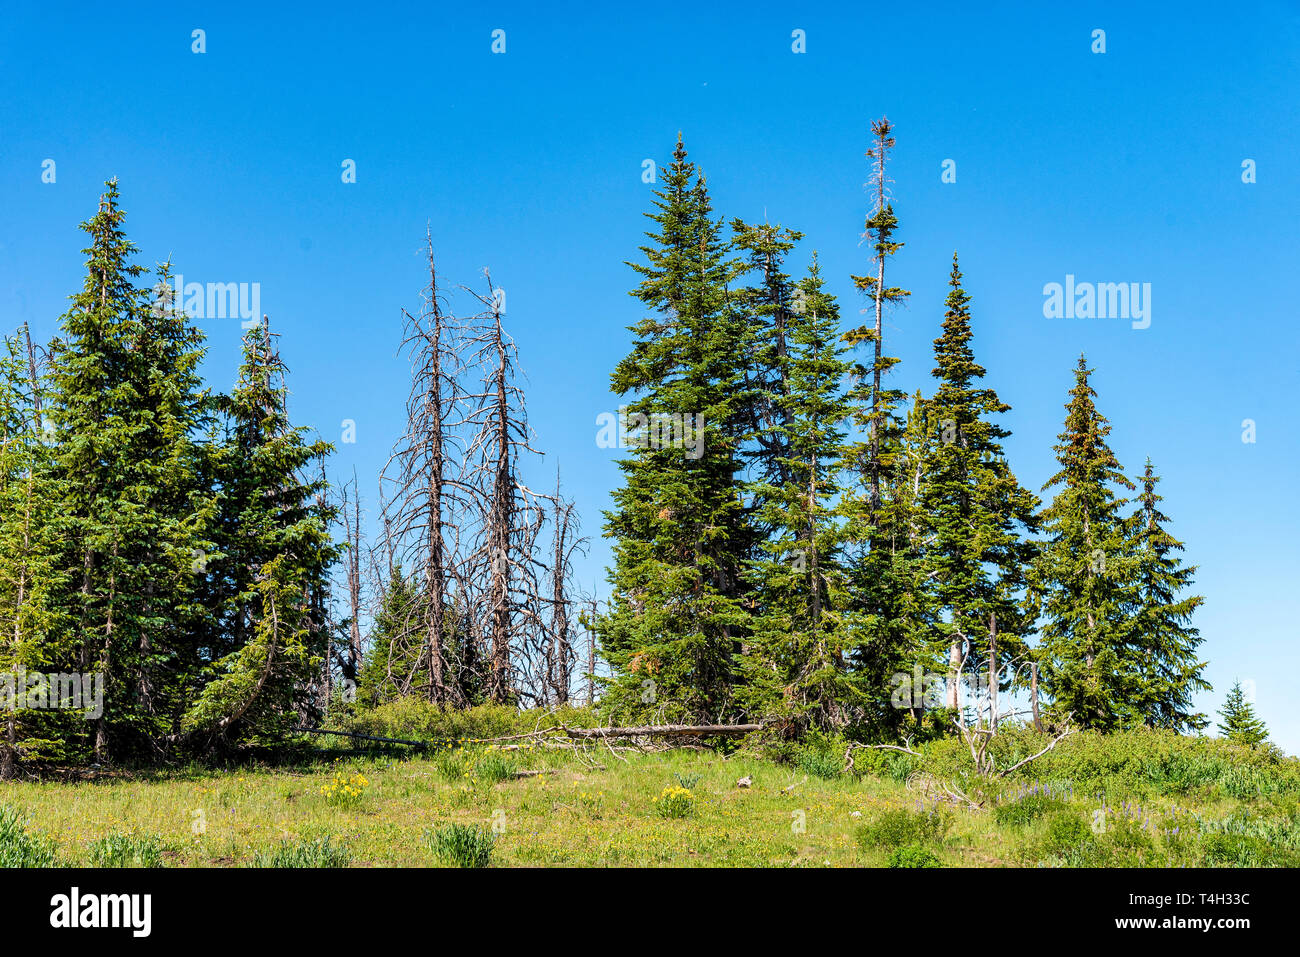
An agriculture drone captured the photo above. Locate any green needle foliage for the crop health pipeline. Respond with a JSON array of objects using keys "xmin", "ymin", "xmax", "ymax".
[
  {"xmin": 1032, "ymin": 356, "xmax": 1142, "ymax": 731},
  {"xmin": 598, "ymin": 135, "xmax": 756, "ymax": 722},
  {"xmin": 45, "ymin": 181, "xmax": 216, "ymax": 760},
  {"xmin": 918, "ymin": 257, "xmax": 1039, "ymax": 716},
  {"xmin": 1128, "ymin": 459, "xmax": 1209, "ymax": 732},
  {"xmin": 1217, "ymin": 681, "xmax": 1268, "ymax": 748},
  {"xmin": 184, "ymin": 320, "xmax": 337, "ymax": 744}
]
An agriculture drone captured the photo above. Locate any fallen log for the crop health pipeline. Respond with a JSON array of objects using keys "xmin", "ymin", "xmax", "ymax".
[{"xmin": 562, "ymin": 724, "xmax": 762, "ymax": 739}]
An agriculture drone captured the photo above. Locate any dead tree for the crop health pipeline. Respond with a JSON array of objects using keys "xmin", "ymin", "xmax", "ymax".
[
  {"xmin": 336, "ymin": 470, "xmax": 365, "ymax": 698},
  {"xmin": 541, "ymin": 469, "xmax": 589, "ymax": 705},
  {"xmin": 380, "ymin": 231, "xmax": 475, "ymax": 705},
  {"xmin": 460, "ymin": 272, "xmax": 546, "ymax": 705}
]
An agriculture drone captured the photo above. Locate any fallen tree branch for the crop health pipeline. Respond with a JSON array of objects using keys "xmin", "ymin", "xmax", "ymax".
[{"xmin": 561, "ymin": 724, "xmax": 762, "ymax": 739}]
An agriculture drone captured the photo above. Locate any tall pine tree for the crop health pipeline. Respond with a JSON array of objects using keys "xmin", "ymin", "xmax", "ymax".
[
  {"xmin": 1032, "ymin": 356, "xmax": 1139, "ymax": 731},
  {"xmin": 739, "ymin": 257, "xmax": 863, "ymax": 731},
  {"xmin": 919, "ymin": 257, "xmax": 1038, "ymax": 722},
  {"xmin": 597, "ymin": 136, "xmax": 755, "ymax": 722},
  {"xmin": 45, "ymin": 181, "xmax": 214, "ymax": 760},
  {"xmin": 1128, "ymin": 458, "xmax": 1209, "ymax": 731},
  {"xmin": 184, "ymin": 319, "xmax": 337, "ymax": 745}
]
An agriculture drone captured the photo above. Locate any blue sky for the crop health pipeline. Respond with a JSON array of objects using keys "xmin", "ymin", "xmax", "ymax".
[{"xmin": 2, "ymin": 2, "xmax": 1297, "ymax": 749}]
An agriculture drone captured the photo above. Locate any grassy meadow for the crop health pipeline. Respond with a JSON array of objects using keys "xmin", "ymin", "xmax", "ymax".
[{"xmin": 1, "ymin": 706, "xmax": 1298, "ymax": 868}]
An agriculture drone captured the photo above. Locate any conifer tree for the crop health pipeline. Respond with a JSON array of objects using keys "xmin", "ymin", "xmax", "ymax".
[
  {"xmin": 45, "ymin": 181, "xmax": 214, "ymax": 760},
  {"xmin": 0, "ymin": 329, "xmax": 71, "ymax": 775},
  {"xmin": 184, "ymin": 319, "xmax": 336, "ymax": 744},
  {"xmin": 740, "ymin": 257, "xmax": 861, "ymax": 730},
  {"xmin": 844, "ymin": 117, "xmax": 910, "ymax": 518},
  {"xmin": 840, "ymin": 119, "xmax": 916, "ymax": 737},
  {"xmin": 730, "ymin": 218, "xmax": 802, "ymax": 491},
  {"xmin": 1129, "ymin": 458, "xmax": 1209, "ymax": 731},
  {"xmin": 1032, "ymin": 356, "xmax": 1139, "ymax": 731},
  {"xmin": 919, "ymin": 257, "xmax": 1038, "ymax": 721},
  {"xmin": 1217, "ymin": 680, "xmax": 1268, "ymax": 747},
  {"xmin": 597, "ymin": 136, "xmax": 754, "ymax": 721}
]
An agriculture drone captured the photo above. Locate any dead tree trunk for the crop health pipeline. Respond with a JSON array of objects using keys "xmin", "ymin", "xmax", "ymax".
[{"xmin": 381, "ymin": 231, "xmax": 470, "ymax": 705}]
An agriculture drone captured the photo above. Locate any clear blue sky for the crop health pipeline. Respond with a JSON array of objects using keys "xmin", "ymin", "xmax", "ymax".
[{"xmin": 2, "ymin": 2, "xmax": 1297, "ymax": 749}]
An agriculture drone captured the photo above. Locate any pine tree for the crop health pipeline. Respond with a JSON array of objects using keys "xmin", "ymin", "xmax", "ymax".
[
  {"xmin": 919, "ymin": 257, "xmax": 1038, "ymax": 723},
  {"xmin": 1216, "ymin": 680, "xmax": 1268, "ymax": 747},
  {"xmin": 740, "ymin": 256, "xmax": 862, "ymax": 730},
  {"xmin": 597, "ymin": 136, "xmax": 754, "ymax": 722},
  {"xmin": 0, "ymin": 328, "xmax": 72, "ymax": 774},
  {"xmin": 45, "ymin": 181, "xmax": 215, "ymax": 760},
  {"xmin": 1032, "ymin": 355, "xmax": 1140, "ymax": 731},
  {"xmin": 844, "ymin": 117, "xmax": 910, "ymax": 518},
  {"xmin": 184, "ymin": 319, "xmax": 336, "ymax": 744},
  {"xmin": 840, "ymin": 118, "xmax": 916, "ymax": 738},
  {"xmin": 730, "ymin": 218, "xmax": 802, "ymax": 492},
  {"xmin": 1129, "ymin": 459, "xmax": 1209, "ymax": 732}
]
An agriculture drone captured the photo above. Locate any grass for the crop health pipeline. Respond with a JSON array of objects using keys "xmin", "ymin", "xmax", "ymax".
[{"xmin": 0, "ymin": 728, "xmax": 1296, "ymax": 867}]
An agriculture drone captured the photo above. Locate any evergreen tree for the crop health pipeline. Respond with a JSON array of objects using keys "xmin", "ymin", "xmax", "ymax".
[
  {"xmin": 844, "ymin": 117, "xmax": 910, "ymax": 518},
  {"xmin": 184, "ymin": 319, "xmax": 336, "ymax": 744},
  {"xmin": 1216, "ymin": 680, "xmax": 1268, "ymax": 747},
  {"xmin": 597, "ymin": 136, "xmax": 755, "ymax": 721},
  {"xmin": 918, "ymin": 257, "xmax": 1038, "ymax": 721},
  {"xmin": 739, "ymin": 257, "xmax": 862, "ymax": 730},
  {"xmin": 1129, "ymin": 459, "xmax": 1209, "ymax": 732},
  {"xmin": 45, "ymin": 181, "xmax": 214, "ymax": 760},
  {"xmin": 0, "ymin": 329, "xmax": 73, "ymax": 774},
  {"xmin": 840, "ymin": 119, "xmax": 916, "ymax": 739},
  {"xmin": 1032, "ymin": 356, "xmax": 1140, "ymax": 731},
  {"xmin": 729, "ymin": 218, "xmax": 802, "ymax": 492}
]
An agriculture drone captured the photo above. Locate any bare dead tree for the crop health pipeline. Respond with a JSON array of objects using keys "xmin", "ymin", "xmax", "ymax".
[
  {"xmin": 336, "ymin": 469, "xmax": 365, "ymax": 699},
  {"xmin": 380, "ymin": 231, "xmax": 476, "ymax": 705},
  {"xmin": 540, "ymin": 468, "xmax": 589, "ymax": 705},
  {"xmin": 460, "ymin": 271, "xmax": 547, "ymax": 705}
]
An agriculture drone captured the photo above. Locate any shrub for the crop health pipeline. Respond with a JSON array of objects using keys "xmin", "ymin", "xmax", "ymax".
[
  {"xmin": 252, "ymin": 836, "xmax": 352, "ymax": 868},
  {"xmin": 796, "ymin": 747, "xmax": 843, "ymax": 780},
  {"xmin": 339, "ymin": 701, "xmax": 597, "ymax": 748},
  {"xmin": 426, "ymin": 823, "xmax": 495, "ymax": 868},
  {"xmin": 653, "ymin": 786, "xmax": 696, "ymax": 819},
  {"xmin": 887, "ymin": 844, "xmax": 943, "ymax": 868},
  {"xmin": 0, "ymin": 806, "xmax": 58, "ymax": 868},
  {"xmin": 857, "ymin": 807, "xmax": 951, "ymax": 849},
  {"xmin": 1041, "ymin": 812, "xmax": 1093, "ymax": 859},
  {"xmin": 1218, "ymin": 765, "xmax": 1265, "ymax": 801},
  {"xmin": 994, "ymin": 793, "xmax": 1066, "ymax": 828},
  {"xmin": 88, "ymin": 834, "xmax": 163, "ymax": 868}
]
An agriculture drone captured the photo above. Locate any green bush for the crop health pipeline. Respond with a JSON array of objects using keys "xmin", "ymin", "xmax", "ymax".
[
  {"xmin": 796, "ymin": 747, "xmax": 844, "ymax": 780},
  {"xmin": 88, "ymin": 834, "xmax": 163, "ymax": 868},
  {"xmin": 1041, "ymin": 812, "xmax": 1094, "ymax": 859},
  {"xmin": 252, "ymin": 835, "xmax": 352, "ymax": 868},
  {"xmin": 0, "ymin": 806, "xmax": 58, "ymax": 868},
  {"xmin": 887, "ymin": 844, "xmax": 943, "ymax": 868},
  {"xmin": 994, "ymin": 793, "xmax": 1066, "ymax": 827},
  {"xmin": 338, "ymin": 701, "xmax": 597, "ymax": 748},
  {"xmin": 426, "ymin": 823, "xmax": 495, "ymax": 868},
  {"xmin": 857, "ymin": 807, "xmax": 951, "ymax": 849}
]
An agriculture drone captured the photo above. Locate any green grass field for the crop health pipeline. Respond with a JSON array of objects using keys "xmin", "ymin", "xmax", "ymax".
[{"xmin": 2, "ymin": 722, "xmax": 1299, "ymax": 867}]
